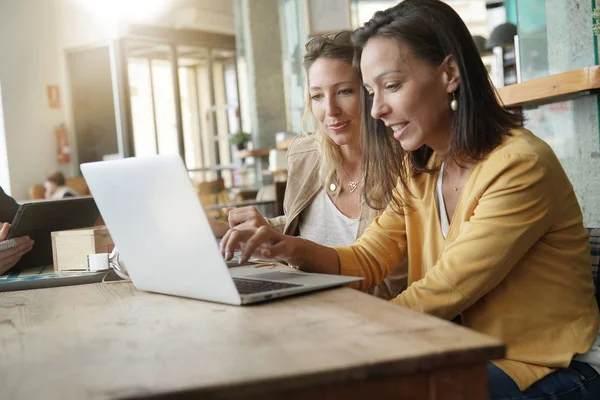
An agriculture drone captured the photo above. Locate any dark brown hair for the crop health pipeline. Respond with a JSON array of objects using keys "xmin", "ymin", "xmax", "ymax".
[
  {"xmin": 46, "ymin": 171, "xmax": 66, "ymax": 186},
  {"xmin": 352, "ymin": 0, "xmax": 523, "ymax": 212}
]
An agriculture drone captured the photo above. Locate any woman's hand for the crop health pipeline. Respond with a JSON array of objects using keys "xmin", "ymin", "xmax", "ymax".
[
  {"xmin": 207, "ymin": 215, "xmax": 229, "ymax": 238},
  {"xmin": 225, "ymin": 206, "xmax": 269, "ymax": 230},
  {"xmin": 210, "ymin": 206, "xmax": 269, "ymax": 239},
  {"xmin": 220, "ymin": 223, "xmax": 303, "ymax": 265},
  {"xmin": 0, "ymin": 223, "xmax": 34, "ymax": 275}
]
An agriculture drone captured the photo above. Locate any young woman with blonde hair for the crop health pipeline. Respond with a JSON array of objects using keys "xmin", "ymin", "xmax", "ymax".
[{"xmin": 218, "ymin": 30, "xmax": 407, "ymax": 299}]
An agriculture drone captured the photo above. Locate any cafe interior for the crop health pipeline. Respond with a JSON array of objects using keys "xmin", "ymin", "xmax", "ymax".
[{"xmin": 2, "ymin": 0, "xmax": 600, "ymax": 398}]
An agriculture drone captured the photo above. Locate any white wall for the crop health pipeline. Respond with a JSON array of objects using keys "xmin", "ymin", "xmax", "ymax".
[
  {"xmin": 0, "ymin": 83, "xmax": 11, "ymax": 193},
  {"xmin": 56, "ymin": 0, "xmax": 120, "ymax": 49},
  {"xmin": 54, "ymin": 0, "xmax": 123, "ymax": 183},
  {"xmin": 0, "ymin": 0, "xmax": 235, "ymax": 200},
  {"xmin": 0, "ymin": 0, "xmax": 65, "ymax": 200},
  {"xmin": 0, "ymin": 0, "xmax": 113, "ymax": 200}
]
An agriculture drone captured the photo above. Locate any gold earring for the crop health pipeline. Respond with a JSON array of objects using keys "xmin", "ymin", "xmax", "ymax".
[{"xmin": 450, "ymin": 92, "xmax": 458, "ymax": 112}]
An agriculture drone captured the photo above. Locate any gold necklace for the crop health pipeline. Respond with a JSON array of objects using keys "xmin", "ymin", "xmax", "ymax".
[
  {"xmin": 341, "ymin": 166, "xmax": 359, "ymax": 193},
  {"xmin": 442, "ymin": 162, "xmax": 467, "ymax": 192}
]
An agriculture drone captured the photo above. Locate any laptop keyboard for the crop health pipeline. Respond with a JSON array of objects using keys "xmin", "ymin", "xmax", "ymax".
[{"xmin": 233, "ymin": 278, "xmax": 302, "ymax": 295}]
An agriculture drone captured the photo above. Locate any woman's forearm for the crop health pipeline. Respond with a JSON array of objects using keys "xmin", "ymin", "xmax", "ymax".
[{"xmin": 288, "ymin": 237, "xmax": 340, "ymax": 275}]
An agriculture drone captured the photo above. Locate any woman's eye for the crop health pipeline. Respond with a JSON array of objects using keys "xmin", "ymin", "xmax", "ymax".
[
  {"xmin": 310, "ymin": 94, "xmax": 323, "ymax": 101},
  {"xmin": 338, "ymin": 88, "xmax": 354, "ymax": 96},
  {"xmin": 385, "ymin": 83, "xmax": 402, "ymax": 91}
]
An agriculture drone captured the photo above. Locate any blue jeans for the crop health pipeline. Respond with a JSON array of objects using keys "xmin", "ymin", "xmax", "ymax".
[{"xmin": 488, "ymin": 361, "xmax": 600, "ymax": 400}]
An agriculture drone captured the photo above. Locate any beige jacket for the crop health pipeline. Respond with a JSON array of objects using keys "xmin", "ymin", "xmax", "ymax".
[{"xmin": 269, "ymin": 134, "xmax": 408, "ymax": 300}]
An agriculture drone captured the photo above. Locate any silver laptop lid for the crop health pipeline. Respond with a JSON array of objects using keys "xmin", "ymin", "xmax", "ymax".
[{"xmin": 81, "ymin": 155, "xmax": 242, "ymax": 305}]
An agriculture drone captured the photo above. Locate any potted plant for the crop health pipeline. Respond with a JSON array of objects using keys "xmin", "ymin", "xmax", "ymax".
[
  {"xmin": 594, "ymin": 6, "xmax": 600, "ymax": 35},
  {"xmin": 230, "ymin": 131, "xmax": 251, "ymax": 151}
]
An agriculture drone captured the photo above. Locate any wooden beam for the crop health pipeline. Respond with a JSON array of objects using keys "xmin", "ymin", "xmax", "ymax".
[
  {"xmin": 276, "ymin": 137, "xmax": 295, "ymax": 150},
  {"xmin": 125, "ymin": 24, "xmax": 236, "ymax": 50},
  {"xmin": 497, "ymin": 66, "xmax": 600, "ymax": 107},
  {"xmin": 235, "ymin": 148, "xmax": 271, "ymax": 159}
]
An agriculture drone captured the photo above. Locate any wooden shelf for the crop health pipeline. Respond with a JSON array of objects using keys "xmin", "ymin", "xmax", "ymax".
[
  {"xmin": 276, "ymin": 137, "xmax": 295, "ymax": 150},
  {"xmin": 262, "ymin": 169, "xmax": 288, "ymax": 175},
  {"xmin": 497, "ymin": 66, "xmax": 600, "ymax": 107},
  {"xmin": 187, "ymin": 165, "xmax": 238, "ymax": 172},
  {"xmin": 234, "ymin": 148, "xmax": 271, "ymax": 159},
  {"xmin": 204, "ymin": 199, "xmax": 275, "ymax": 211}
]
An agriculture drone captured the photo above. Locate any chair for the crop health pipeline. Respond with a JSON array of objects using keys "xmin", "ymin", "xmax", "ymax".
[
  {"xmin": 66, "ymin": 177, "xmax": 90, "ymax": 196},
  {"xmin": 29, "ymin": 176, "xmax": 91, "ymax": 200},
  {"xmin": 29, "ymin": 184, "xmax": 46, "ymax": 200},
  {"xmin": 195, "ymin": 179, "xmax": 229, "ymax": 219}
]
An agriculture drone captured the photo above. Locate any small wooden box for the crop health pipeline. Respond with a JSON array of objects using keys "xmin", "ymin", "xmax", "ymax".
[{"xmin": 51, "ymin": 226, "xmax": 114, "ymax": 271}]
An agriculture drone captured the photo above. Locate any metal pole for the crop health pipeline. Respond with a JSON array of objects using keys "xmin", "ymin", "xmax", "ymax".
[
  {"xmin": 207, "ymin": 49, "xmax": 222, "ymax": 179},
  {"xmin": 110, "ymin": 38, "xmax": 134, "ymax": 157},
  {"xmin": 147, "ymin": 58, "xmax": 160, "ymax": 154},
  {"xmin": 191, "ymin": 65, "xmax": 207, "ymax": 181},
  {"xmin": 169, "ymin": 44, "xmax": 186, "ymax": 161},
  {"xmin": 233, "ymin": 54, "xmax": 243, "ymax": 135}
]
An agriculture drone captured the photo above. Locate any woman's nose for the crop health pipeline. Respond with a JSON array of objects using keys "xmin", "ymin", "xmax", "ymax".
[
  {"xmin": 371, "ymin": 93, "xmax": 389, "ymax": 120},
  {"xmin": 325, "ymin": 98, "xmax": 341, "ymax": 116}
]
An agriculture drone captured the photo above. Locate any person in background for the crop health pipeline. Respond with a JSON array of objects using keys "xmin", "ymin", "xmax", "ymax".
[
  {"xmin": 221, "ymin": 1, "xmax": 600, "ymax": 398},
  {"xmin": 0, "ymin": 186, "xmax": 34, "ymax": 274},
  {"xmin": 212, "ymin": 30, "xmax": 407, "ymax": 300},
  {"xmin": 44, "ymin": 171, "xmax": 77, "ymax": 200}
]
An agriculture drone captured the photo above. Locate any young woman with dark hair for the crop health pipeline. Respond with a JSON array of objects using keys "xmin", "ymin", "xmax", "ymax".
[{"xmin": 221, "ymin": 2, "xmax": 600, "ymax": 397}]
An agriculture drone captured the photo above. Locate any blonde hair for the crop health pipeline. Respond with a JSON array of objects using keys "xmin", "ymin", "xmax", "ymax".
[
  {"xmin": 302, "ymin": 31, "xmax": 357, "ymax": 194},
  {"xmin": 301, "ymin": 98, "xmax": 345, "ymax": 195}
]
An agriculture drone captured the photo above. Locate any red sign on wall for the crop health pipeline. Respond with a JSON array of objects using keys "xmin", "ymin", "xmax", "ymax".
[{"xmin": 47, "ymin": 85, "xmax": 60, "ymax": 109}]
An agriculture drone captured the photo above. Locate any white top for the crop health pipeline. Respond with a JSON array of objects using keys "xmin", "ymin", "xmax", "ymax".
[
  {"xmin": 436, "ymin": 163, "xmax": 450, "ymax": 238},
  {"xmin": 575, "ymin": 330, "xmax": 600, "ymax": 374},
  {"xmin": 50, "ymin": 186, "xmax": 78, "ymax": 200},
  {"xmin": 298, "ymin": 189, "xmax": 358, "ymax": 247},
  {"xmin": 439, "ymin": 164, "xmax": 600, "ymax": 373}
]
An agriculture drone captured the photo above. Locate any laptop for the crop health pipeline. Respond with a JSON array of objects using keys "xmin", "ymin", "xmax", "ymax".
[{"xmin": 80, "ymin": 154, "xmax": 361, "ymax": 305}]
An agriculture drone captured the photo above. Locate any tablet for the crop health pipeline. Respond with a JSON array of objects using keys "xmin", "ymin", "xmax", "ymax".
[{"xmin": 7, "ymin": 197, "xmax": 100, "ymax": 269}]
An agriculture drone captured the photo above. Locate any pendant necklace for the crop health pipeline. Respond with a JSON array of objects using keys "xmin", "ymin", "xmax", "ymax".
[{"xmin": 341, "ymin": 166, "xmax": 359, "ymax": 193}]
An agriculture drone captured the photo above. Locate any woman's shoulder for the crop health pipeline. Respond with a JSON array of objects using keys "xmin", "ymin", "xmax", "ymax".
[
  {"xmin": 286, "ymin": 134, "xmax": 322, "ymax": 176},
  {"xmin": 486, "ymin": 128, "xmax": 557, "ymax": 166},
  {"xmin": 495, "ymin": 128, "xmax": 553, "ymax": 156},
  {"xmin": 478, "ymin": 128, "xmax": 565, "ymax": 183},
  {"xmin": 286, "ymin": 133, "xmax": 319, "ymax": 157}
]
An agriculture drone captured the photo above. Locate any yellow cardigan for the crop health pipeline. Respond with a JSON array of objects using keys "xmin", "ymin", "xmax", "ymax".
[{"xmin": 334, "ymin": 128, "xmax": 599, "ymax": 390}]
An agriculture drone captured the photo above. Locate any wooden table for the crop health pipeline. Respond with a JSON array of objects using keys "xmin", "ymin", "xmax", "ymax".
[{"xmin": 0, "ymin": 283, "xmax": 504, "ymax": 399}]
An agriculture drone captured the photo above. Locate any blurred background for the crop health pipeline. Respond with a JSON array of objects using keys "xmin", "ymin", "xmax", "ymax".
[{"xmin": 0, "ymin": 0, "xmax": 598, "ymax": 224}]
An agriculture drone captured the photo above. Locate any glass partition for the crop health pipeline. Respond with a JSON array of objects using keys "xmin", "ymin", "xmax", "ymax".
[
  {"xmin": 124, "ymin": 40, "xmax": 241, "ymax": 188},
  {"xmin": 516, "ymin": 0, "xmax": 597, "ymax": 81}
]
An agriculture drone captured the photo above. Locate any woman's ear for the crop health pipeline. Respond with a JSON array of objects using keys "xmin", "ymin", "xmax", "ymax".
[{"xmin": 441, "ymin": 55, "xmax": 460, "ymax": 93}]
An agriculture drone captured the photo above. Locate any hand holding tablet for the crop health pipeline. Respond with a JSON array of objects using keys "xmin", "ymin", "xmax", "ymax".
[
  {"xmin": 5, "ymin": 197, "xmax": 99, "ymax": 271},
  {"xmin": 0, "ymin": 222, "xmax": 34, "ymax": 275}
]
